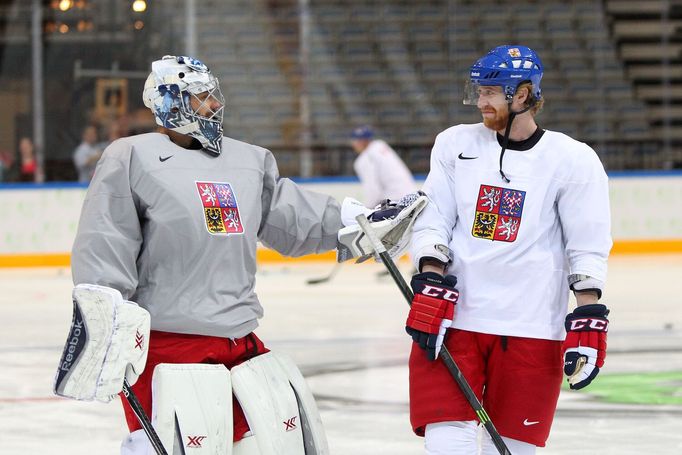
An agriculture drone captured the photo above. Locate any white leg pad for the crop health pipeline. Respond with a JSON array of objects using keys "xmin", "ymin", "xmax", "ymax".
[
  {"xmin": 274, "ymin": 353, "xmax": 329, "ymax": 454},
  {"xmin": 233, "ymin": 433, "xmax": 260, "ymax": 455},
  {"xmin": 231, "ymin": 352, "xmax": 329, "ymax": 455},
  {"xmin": 152, "ymin": 363, "xmax": 233, "ymax": 454}
]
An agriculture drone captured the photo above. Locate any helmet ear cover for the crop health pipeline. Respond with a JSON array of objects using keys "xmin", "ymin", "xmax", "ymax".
[{"xmin": 157, "ymin": 84, "xmax": 182, "ymax": 113}]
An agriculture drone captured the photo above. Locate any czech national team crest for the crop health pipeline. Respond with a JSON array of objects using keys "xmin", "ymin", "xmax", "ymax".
[
  {"xmin": 195, "ymin": 181, "xmax": 244, "ymax": 235},
  {"xmin": 472, "ymin": 184, "xmax": 526, "ymax": 242}
]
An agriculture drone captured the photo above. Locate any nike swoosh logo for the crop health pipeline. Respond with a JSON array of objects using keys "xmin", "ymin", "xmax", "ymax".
[
  {"xmin": 523, "ymin": 419, "xmax": 540, "ymax": 426},
  {"xmin": 458, "ymin": 152, "xmax": 477, "ymax": 160},
  {"xmin": 159, "ymin": 155, "xmax": 174, "ymax": 162}
]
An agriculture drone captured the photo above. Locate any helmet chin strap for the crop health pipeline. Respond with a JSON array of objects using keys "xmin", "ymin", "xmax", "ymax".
[{"xmin": 498, "ymin": 99, "xmax": 536, "ymax": 183}]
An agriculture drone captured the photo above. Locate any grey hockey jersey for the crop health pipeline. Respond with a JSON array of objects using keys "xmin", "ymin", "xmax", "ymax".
[{"xmin": 72, "ymin": 133, "xmax": 342, "ymax": 338}]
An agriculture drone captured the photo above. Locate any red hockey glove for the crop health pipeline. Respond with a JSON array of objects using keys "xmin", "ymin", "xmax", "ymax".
[
  {"xmin": 563, "ymin": 303, "xmax": 609, "ymax": 390},
  {"xmin": 406, "ymin": 272, "xmax": 459, "ymax": 361}
]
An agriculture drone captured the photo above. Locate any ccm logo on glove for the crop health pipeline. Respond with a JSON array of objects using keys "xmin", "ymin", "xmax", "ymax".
[
  {"xmin": 566, "ymin": 318, "xmax": 608, "ymax": 332},
  {"xmin": 421, "ymin": 284, "xmax": 459, "ymax": 302}
]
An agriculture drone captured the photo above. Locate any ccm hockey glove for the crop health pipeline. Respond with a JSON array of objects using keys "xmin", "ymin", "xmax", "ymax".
[
  {"xmin": 406, "ymin": 272, "xmax": 459, "ymax": 361},
  {"xmin": 563, "ymin": 303, "xmax": 609, "ymax": 390}
]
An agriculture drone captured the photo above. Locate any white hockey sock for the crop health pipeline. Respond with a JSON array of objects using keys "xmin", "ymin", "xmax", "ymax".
[
  {"xmin": 120, "ymin": 429, "xmax": 152, "ymax": 455},
  {"xmin": 424, "ymin": 420, "xmax": 478, "ymax": 454},
  {"xmin": 480, "ymin": 431, "xmax": 536, "ymax": 455}
]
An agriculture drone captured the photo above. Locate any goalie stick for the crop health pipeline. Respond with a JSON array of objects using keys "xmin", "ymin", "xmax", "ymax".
[
  {"xmin": 122, "ymin": 379, "xmax": 169, "ymax": 455},
  {"xmin": 355, "ymin": 214, "xmax": 512, "ymax": 455}
]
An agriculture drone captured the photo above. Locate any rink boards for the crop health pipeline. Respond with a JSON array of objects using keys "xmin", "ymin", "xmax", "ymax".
[{"xmin": 0, "ymin": 173, "xmax": 681, "ymax": 267}]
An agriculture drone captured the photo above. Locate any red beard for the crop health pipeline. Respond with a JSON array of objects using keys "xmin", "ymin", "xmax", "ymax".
[{"xmin": 482, "ymin": 108, "xmax": 509, "ymax": 132}]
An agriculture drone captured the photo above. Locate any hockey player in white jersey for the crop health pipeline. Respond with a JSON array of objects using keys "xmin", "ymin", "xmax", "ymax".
[
  {"xmin": 350, "ymin": 125, "xmax": 418, "ymax": 208},
  {"xmin": 52, "ymin": 55, "xmax": 427, "ymax": 455},
  {"xmin": 405, "ymin": 45, "xmax": 612, "ymax": 454}
]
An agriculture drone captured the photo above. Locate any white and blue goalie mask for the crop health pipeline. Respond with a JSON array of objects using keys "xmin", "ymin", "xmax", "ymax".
[{"xmin": 143, "ymin": 55, "xmax": 225, "ymax": 155}]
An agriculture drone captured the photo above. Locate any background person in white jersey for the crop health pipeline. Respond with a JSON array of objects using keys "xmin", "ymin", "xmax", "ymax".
[
  {"xmin": 350, "ymin": 125, "xmax": 418, "ymax": 208},
  {"xmin": 405, "ymin": 45, "xmax": 612, "ymax": 454},
  {"xmin": 68, "ymin": 55, "xmax": 347, "ymax": 451}
]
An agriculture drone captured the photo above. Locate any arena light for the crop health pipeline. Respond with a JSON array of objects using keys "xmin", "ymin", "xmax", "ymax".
[
  {"xmin": 44, "ymin": 20, "xmax": 57, "ymax": 33},
  {"xmin": 132, "ymin": 0, "xmax": 147, "ymax": 13},
  {"xmin": 76, "ymin": 20, "xmax": 93, "ymax": 32},
  {"xmin": 58, "ymin": 0, "xmax": 73, "ymax": 11}
]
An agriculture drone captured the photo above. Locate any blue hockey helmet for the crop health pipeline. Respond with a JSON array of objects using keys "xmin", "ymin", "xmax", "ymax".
[
  {"xmin": 463, "ymin": 45, "xmax": 543, "ymax": 105},
  {"xmin": 350, "ymin": 125, "xmax": 374, "ymax": 140}
]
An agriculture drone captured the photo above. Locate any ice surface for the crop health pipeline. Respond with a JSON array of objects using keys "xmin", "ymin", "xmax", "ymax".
[{"xmin": 0, "ymin": 255, "xmax": 681, "ymax": 454}]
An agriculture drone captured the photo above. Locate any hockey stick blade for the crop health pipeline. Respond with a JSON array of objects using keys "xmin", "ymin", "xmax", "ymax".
[
  {"xmin": 306, "ymin": 263, "xmax": 341, "ymax": 285},
  {"xmin": 354, "ymin": 215, "xmax": 512, "ymax": 455},
  {"xmin": 306, "ymin": 276, "xmax": 332, "ymax": 285}
]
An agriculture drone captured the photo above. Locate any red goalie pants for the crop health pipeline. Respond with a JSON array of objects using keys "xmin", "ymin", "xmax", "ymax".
[
  {"xmin": 409, "ymin": 329, "xmax": 563, "ymax": 447},
  {"xmin": 120, "ymin": 330, "xmax": 269, "ymax": 443}
]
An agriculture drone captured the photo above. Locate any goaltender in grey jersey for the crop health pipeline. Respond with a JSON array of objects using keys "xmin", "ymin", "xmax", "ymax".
[
  {"xmin": 71, "ymin": 132, "xmax": 341, "ymax": 338},
  {"xmin": 58, "ymin": 55, "xmax": 429, "ymax": 455}
]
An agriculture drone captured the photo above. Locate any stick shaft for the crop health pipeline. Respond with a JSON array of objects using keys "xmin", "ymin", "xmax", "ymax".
[
  {"xmin": 122, "ymin": 380, "xmax": 169, "ymax": 455},
  {"xmin": 355, "ymin": 215, "xmax": 511, "ymax": 455}
]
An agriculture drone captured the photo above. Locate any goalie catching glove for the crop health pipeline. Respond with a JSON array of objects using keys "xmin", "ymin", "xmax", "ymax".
[
  {"xmin": 337, "ymin": 192, "xmax": 428, "ymax": 262},
  {"xmin": 53, "ymin": 284, "xmax": 150, "ymax": 402},
  {"xmin": 406, "ymin": 272, "xmax": 459, "ymax": 361},
  {"xmin": 563, "ymin": 303, "xmax": 609, "ymax": 390}
]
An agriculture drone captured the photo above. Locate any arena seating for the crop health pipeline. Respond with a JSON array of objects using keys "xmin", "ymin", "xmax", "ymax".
[{"xmin": 192, "ymin": 0, "xmax": 656, "ymax": 174}]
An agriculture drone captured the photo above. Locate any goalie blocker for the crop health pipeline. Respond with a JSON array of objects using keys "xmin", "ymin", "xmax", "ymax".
[
  {"xmin": 337, "ymin": 192, "xmax": 428, "ymax": 263},
  {"xmin": 122, "ymin": 353, "xmax": 328, "ymax": 455},
  {"xmin": 54, "ymin": 284, "xmax": 150, "ymax": 402}
]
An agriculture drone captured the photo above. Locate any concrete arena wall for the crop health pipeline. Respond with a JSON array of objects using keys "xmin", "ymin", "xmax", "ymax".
[{"xmin": 0, "ymin": 173, "xmax": 681, "ymax": 267}]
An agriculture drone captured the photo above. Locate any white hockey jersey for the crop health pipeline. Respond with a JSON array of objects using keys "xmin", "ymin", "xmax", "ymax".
[
  {"xmin": 410, "ymin": 123, "xmax": 612, "ymax": 340},
  {"xmin": 353, "ymin": 139, "xmax": 417, "ymax": 207}
]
